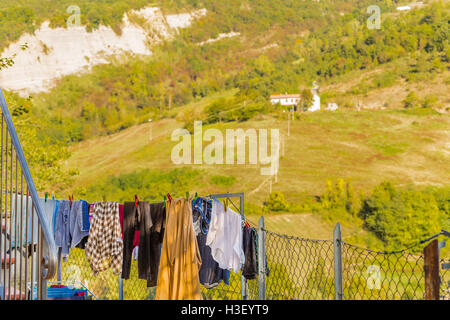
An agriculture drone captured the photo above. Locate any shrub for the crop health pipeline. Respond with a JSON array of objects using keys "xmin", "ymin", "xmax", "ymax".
[
  {"xmin": 359, "ymin": 182, "xmax": 441, "ymax": 250},
  {"xmin": 266, "ymin": 191, "xmax": 289, "ymax": 212}
]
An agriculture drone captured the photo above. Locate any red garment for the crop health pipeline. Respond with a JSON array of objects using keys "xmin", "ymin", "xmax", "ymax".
[{"xmin": 119, "ymin": 204, "xmax": 140, "ymax": 247}]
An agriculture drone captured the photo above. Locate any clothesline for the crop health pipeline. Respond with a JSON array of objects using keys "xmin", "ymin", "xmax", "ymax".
[
  {"xmin": 39, "ymin": 191, "xmax": 260, "ymax": 299},
  {"xmin": 53, "ymin": 193, "xmax": 244, "ymax": 220}
]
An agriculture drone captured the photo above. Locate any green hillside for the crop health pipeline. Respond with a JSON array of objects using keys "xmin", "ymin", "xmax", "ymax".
[
  {"xmin": 53, "ymin": 91, "xmax": 449, "ymax": 250},
  {"xmin": 25, "ymin": 0, "xmax": 449, "ymax": 144}
]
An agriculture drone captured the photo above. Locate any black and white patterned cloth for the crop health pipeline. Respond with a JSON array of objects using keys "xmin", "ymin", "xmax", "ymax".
[{"xmin": 85, "ymin": 201, "xmax": 123, "ymax": 276}]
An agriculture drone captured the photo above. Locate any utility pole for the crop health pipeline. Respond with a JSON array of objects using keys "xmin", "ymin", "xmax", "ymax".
[
  {"xmin": 149, "ymin": 119, "xmax": 152, "ymax": 142},
  {"xmin": 287, "ymin": 112, "xmax": 290, "ymax": 137}
]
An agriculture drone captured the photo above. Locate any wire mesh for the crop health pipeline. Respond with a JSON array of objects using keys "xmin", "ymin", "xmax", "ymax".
[
  {"xmin": 264, "ymin": 230, "xmax": 334, "ymax": 300},
  {"xmin": 122, "ymin": 261, "xmax": 246, "ymax": 300},
  {"xmin": 50, "ymin": 248, "xmax": 119, "ymax": 300},
  {"xmin": 48, "ymin": 228, "xmax": 448, "ymax": 300},
  {"xmin": 341, "ymin": 242, "xmax": 425, "ymax": 300},
  {"xmin": 441, "ymin": 259, "xmax": 449, "ymax": 300}
]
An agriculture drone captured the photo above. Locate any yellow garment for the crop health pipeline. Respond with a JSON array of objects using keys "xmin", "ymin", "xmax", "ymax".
[{"xmin": 156, "ymin": 197, "xmax": 202, "ymax": 300}]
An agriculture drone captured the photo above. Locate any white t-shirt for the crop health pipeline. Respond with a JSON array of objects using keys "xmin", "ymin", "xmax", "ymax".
[{"xmin": 206, "ymin": 198, "xmax": 244, "ymax": 273}]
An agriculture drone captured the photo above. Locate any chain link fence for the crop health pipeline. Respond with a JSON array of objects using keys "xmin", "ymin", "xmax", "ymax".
[
  {"xmin": 340, "ymin": 242, "xmax": 425, "ymax": 300},
  {"xmin": 49, "ymin": 248, "xmax": 119, "ymax": 300},
  {"xmin": 264, "ymin": 231, "xmax": 334, "ymax": 300},
  {"xmin": 49, "ymin": 226, "xmax": 449, "ymax": 300},
  {"xmin": 441, "ymin": 259, "xmax": 449, "ymax": 300},
  {"xmin": 51, "ymin": 248, "xmax": 248, "ymax": 300}
]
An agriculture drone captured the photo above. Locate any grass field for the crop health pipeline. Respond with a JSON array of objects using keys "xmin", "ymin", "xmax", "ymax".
[
  {"xmin": 58, "ymin": 91, "xmax": 449, "ymax": 243},
  {"xmin": 63, "ymin": 95, "xmax": 449, "ymax": 196}
]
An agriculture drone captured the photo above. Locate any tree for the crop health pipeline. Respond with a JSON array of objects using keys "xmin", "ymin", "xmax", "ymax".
[
  {"xmin": 301, "ymin": 89, "xmax": 313, "ymax": 111},
  {"xmin": 359, "ymin": 182, "xmax": 441, "ymax": 250}
]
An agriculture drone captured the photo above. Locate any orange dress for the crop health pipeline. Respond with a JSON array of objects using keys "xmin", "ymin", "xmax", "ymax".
[{"xmin": 156, "ymin": 197, "xmax": 202, "ymax": 300}]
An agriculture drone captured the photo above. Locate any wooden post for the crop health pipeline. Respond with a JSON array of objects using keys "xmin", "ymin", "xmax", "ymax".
[{"xmin": 424, "ymin": 239, "xmax": 440, "ymax": 300}]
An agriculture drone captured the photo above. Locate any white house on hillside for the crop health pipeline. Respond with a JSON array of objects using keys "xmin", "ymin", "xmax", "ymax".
[
  {"xmin": 269, "ymin": 94, "xmax": 301, "ymax": 107},
  {"xmin": 309, "ymin": 93, "xmax": 321, "ymax": 112}
]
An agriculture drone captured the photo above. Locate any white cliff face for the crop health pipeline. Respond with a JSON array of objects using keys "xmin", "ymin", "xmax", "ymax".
[{"xmin": 0, "ymin": 7, "xmax": 207, "ymax": 95}]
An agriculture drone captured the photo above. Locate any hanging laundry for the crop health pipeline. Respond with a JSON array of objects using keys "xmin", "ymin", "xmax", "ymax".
[
  {"xmin": 156, "ymin": 197, "xmax": 202, "ymax": 300},
  {"xmin": 192, "ymin": 197, "xmax": 230, "ymax": 289},
  {"xmin": 39, "ymin": 197, "xmax": 59, "ymax": 238},
  {"xmin": 54, "ymin": 200, "xmax": 72, "ymax": 259},
  {"xmin": 141, "ymin": 202, "xmax": 166, "ymax": 287},
  {"xmin": 132, "ymin": 246, "xmax": 139, "ymax": 261},
  {"xmin": 74, "ymin": 200, "xmax": 90, "ymax": 249},
  {"xmin": 121, "ymin": 201, "xmax": 146, "ymax": 280},
  {"xmin": 69, "ymin": 200, "xmax": 90, "ymax": 249},
  {"xmin": 242, "ymin": 226, "xmax": 257, "ymax": 280},
  {"xmin": 206, "ymin": 198, "xmax": 244, "ymax": 273},
  {"xmin": 119, "ymin": 203, "xmax": 140, "ymax": 248},
  {"xmin": 9, "ymin": 194, "xmax": 37, "ymax": 247},
  {"xmin": 85, "ymin": 201, "xmax": 123, "ymax": 276},
  {"xmin": 80, "ymin": 200, "xmax": 90, "ymax": 232}
]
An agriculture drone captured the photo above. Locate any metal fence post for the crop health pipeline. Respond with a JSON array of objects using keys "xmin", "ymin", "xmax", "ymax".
[
  {"xmin": 240, "ymin": 193, "xmax": 248, "ymax": 300},
  {"xmin": 424, "ymin": 239, "xmax": 440, "ymax": 300},
  {"xmin": 118, "ymin": 277, "xmax": 124, "ymax": 300},
  {"xmin": 334, "ymin": 223, "xmax": 343, "ymax": 300},
  {"xmin": 258, "ymin": 216, "xmax": 266, "ymax": 300}
]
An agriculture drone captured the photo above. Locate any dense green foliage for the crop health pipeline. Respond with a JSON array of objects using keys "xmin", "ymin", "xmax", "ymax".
[
  {"xmin": 24, "ymin": 1, "xmax": 448, "ymax": 144},
  {"xmin": 3, "ymin": 91, "xmax": 75, "ymax": 192},
  {"xmin": 264, "ymin": 180, "xmax": 449, "ymax": 250},
  {"xmin": 360, "ymin": 182, "xmax": 442, "ymax": 250},
  {"xmin": 266, "ymin": 191, "xmax": 289, "ymax": 212},
  {"xmin": 79, "ymin": 167, "xmax": 200, "ymax": 202}
]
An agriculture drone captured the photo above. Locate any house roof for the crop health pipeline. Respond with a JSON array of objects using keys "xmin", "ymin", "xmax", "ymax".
[{"xmin": 270, "ymin": 94, "xmax": 301, "ymax": 99}]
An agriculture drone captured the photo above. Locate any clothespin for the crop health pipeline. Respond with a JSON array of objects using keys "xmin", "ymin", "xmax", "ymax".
[
  {"xmin": 194, "ymin": 192, "xmax": 198, "ymax": 201},
  {"xmin": 69, "ymin": 195, "xmax": 73, "ymax": 206},
  {"xmin": 163, "ymin": 195, "xmax": 167, "ymax": 206},
  {"xmin": 224, "ymin": 198, "xmax": 228, "ymax": 211},
  {"xmin": 44, "ymin": 192, "xmax": 48, "ymax": 202},
  {"xmin": 186, "ymin": 191, "xmax": 189, "ymax": 200},
  {"xmin": 134, "ymin": 195, "xmax": 139, "ymax": 208},
  {"xmin": 167, "ymin": 193, "xmax": 173, "ymax": 202}
]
